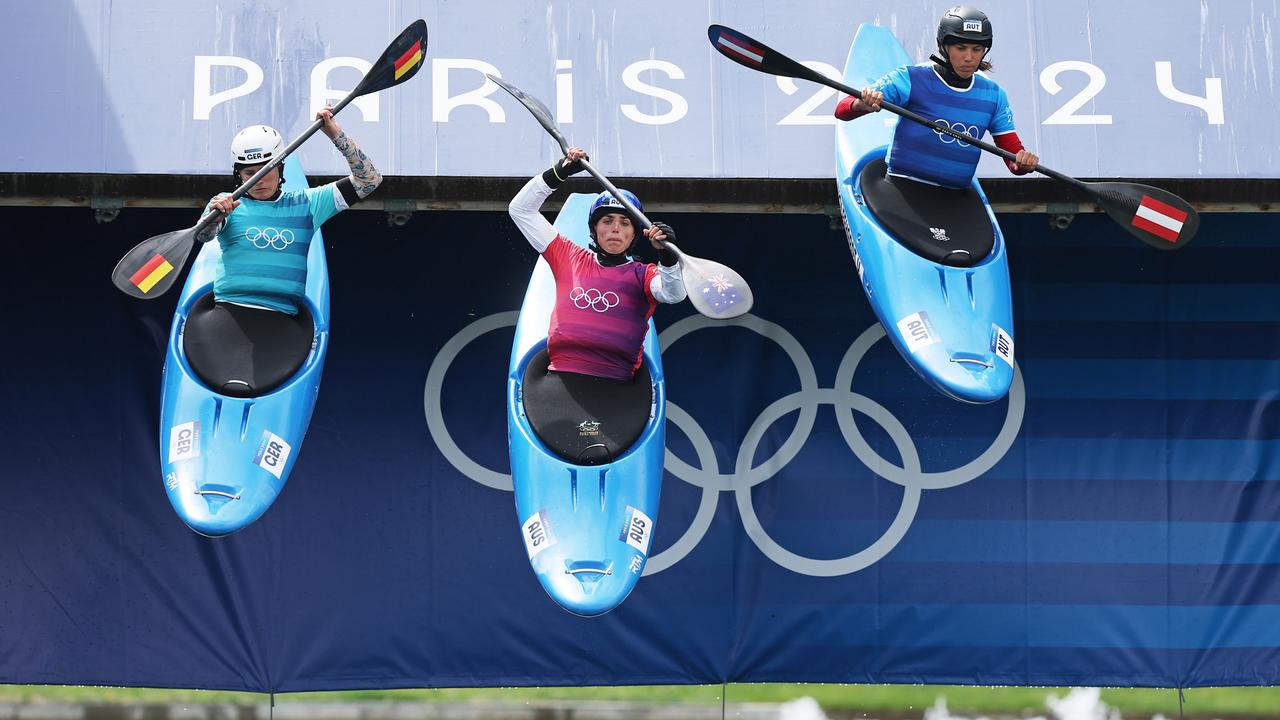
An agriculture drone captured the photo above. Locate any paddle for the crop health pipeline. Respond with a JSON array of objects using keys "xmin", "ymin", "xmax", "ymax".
[
  {"xmin": 708, "ymin": 24, "xmax": 1199, "ymax": 250},
  {"xmin": 487, "ymin": 74, "xmax": 754, "ymax": 320},
  {"xmin": 111, "ymin": 19, "xmax": 429, "ymax": 299}
]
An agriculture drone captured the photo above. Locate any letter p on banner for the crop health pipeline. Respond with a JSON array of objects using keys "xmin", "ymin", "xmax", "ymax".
[{"xmin": 193, "ymin": 56, "xmax": 265, "ymax": 120}]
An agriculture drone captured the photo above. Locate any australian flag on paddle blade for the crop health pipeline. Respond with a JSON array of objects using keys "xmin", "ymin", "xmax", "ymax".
[{"xmin": 696, "ymin": 273, "xmax": 743, "ymax": 315}]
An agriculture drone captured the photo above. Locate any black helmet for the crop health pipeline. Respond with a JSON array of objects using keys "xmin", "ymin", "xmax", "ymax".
[{"xmin": 937, "ymin": 6, "xmax": 992, "ymax": 52}]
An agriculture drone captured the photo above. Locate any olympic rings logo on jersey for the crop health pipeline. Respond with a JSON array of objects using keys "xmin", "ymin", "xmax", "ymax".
[
  {"xmin": 933, "ymin": 119, "xmax": 981, "ymax": 147},
  {"xmin": 569, "ymin": 286, "xmax": 620, "ymax": 312},
  {"xmin": 424, "ymin": 312, "xmax": 1026, "ymax": 579},
  {"xmin": 245, "ymin": 226, "xmax": 296, "ymax": 251}
]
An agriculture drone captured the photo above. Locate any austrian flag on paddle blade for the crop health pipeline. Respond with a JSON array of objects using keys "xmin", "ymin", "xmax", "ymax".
[
  {"xmin": 1131, "ymin": 195, "xmax": 1188, "ymax": 243},
  {"xmin": 716, "ymin": 31, "xmax": 765, "ymax": 66},
  {"xmin": 130, "ymin": 254, "xmax": 174, "ymax": 294}
]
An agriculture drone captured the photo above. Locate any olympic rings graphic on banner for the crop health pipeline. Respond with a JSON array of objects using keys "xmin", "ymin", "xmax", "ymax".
[
  {"xmin": 934, "ymin": 119, "xmax": 981, "ymax": 147},
  {"xmin": 245, "ymin": 226, "xmax": 296, "ymax": 250},
  {"xmin": 570, "ymin": 287, "xmax": 620, "ymax": 312},
  {"xmin": 423, "ymin": 312, "xmax": 1024, "ymax": 577}
]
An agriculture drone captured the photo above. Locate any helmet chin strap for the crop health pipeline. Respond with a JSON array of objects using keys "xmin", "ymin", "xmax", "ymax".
[
  {"xmin": 588, "ymin": 239, "xmax": 632, "ymax": 267},
  {"xmin": 930, "ymin": 52, "xmax": 965, "ymax": 85},
  {"xmin": 931, "ymin": 44, "xmax": 986, "ymax": 88},
  {"xmin": 232, "ymin": 167, "xmax": 285, "ymax": 201}
]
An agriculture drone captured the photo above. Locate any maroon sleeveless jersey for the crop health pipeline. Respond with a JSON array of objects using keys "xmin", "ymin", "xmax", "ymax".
[{"xmin": 543, "ymin": 235, "xmax": 659, "ymax": 380}]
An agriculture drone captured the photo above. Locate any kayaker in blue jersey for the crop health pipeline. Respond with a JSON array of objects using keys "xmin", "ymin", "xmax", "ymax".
[
  {"xmin": 204, "ymin": 106, "xmax": 382, "ymax": 315},
  {"xmin": 835, "ymin": 5, "xmax": 1038, "ymax": 188}
]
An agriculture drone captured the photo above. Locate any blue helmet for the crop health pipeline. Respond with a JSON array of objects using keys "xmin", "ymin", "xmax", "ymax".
[{"xmin": 588, "ymin": 190, "xmax": 643, "ymax": 237}]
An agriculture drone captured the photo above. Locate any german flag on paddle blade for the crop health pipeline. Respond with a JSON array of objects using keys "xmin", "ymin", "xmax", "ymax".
[
  {"xmin": 130, "ymin": 254, "xmax": 174, "ymax": 294},
  {"xmin": 394, "ymin": 36, "xmax": 423, "ymax": 80},
  {"xmin": 373, "ymin": 19, "xmax": 427, "ymax": 90},
  {"xmin": 353, "ymin": 20, "xmax": 426, "ymax": 96}
]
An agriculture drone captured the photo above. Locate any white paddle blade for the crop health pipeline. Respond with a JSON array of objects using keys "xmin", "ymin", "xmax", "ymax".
[{"xmin": 677, "ymin": 253, "xmax": 753, "ymax": 320}]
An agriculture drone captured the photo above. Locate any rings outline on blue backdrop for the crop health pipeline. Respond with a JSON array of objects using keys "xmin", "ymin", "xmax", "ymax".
[
  {"xmin": 423, "ymin": 312, "xmax": 1024, "ymax": 577},
  {"xmin": 423, "ymin": 312, "xmax": 519, "ymax": 492}
]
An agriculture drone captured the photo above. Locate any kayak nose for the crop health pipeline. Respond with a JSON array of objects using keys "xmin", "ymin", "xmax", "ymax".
[
  {"xmin": 950, "ymin": 352, "xmax": 995, "ymax": 372},
  {"xmin": 184, "ymin": 484, "xmax": 257, "ymax": 537},
  {"xmin": 540, "ymin": 558, "xmax": 633, "ymax": 617},
  {"xmin": 923, "ymin": 351, "xmax": 1011, "ymax": 404},
  {"xmin": 519, "ymin": 478, "xmax": 650, "ymax": 617},
  {"xmin": 565, "ymin": 560, "xmax": 614, "ymax": 595},
  {"xmin": 168, "ymin": 467, "xmax": 277, "ymax": 537},
  {"xmin": 195, "ymin": 483, "xmax": 242, "ymax": 515}
]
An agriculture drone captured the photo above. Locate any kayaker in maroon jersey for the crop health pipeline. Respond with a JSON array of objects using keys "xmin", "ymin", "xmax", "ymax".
[{"xmin": 508, "ymin": 147, "xmax": 686, "ymax": 382}]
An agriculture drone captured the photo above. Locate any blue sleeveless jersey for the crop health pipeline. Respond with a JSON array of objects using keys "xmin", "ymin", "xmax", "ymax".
[
  {"xmin": 874, "ymin": 64, "xmax": 1017, "ymax": 189},
  {"xmin": 212, "ymin": 184, "xmax": 344, "ymax": 314}
]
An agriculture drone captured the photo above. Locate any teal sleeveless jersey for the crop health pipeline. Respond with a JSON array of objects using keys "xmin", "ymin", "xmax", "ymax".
[{"xmin": 213, "ymin": 184, "xmax": 343, "ymax": 314}]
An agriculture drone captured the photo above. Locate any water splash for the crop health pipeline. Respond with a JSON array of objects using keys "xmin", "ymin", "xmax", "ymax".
[
  {"xmin": 1046, "ymin": 688, "xmax": 1122, "ymax": 720},
  {"xmin": 921, "ymin": 687, "xmax": 1121, "ymax": 720},
  {"xmin": 780, "ymin": 696, "xmax": 829, "ymax": 720}
]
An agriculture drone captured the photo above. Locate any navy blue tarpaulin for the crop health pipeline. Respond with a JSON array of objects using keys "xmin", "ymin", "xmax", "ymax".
[{"xmin": 1, "ymin": 205, "xmax": 1278, "ymax": 690}]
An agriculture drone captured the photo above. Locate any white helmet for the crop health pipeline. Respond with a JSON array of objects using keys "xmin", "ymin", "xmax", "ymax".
[{"xmin": 230, "ymin": 125, "xmax": 285, "ymax": 166}]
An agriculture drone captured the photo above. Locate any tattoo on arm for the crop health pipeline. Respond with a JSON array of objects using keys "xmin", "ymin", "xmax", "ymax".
[{"xmin": 333, "ymin": 131, "xmax": 382, "ymax": 198}]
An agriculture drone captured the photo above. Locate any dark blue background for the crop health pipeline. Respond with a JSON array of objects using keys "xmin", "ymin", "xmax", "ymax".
[{"xmin": 1, "ymin": 202, "xmax": 1277, "ymax": 690}]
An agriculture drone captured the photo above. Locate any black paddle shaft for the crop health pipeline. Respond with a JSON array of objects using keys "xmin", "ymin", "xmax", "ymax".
[
  {"xmin": 193, "ymin": 19, "xmax": 428, "ymax": 236},
  {"xmin": 579, "ymin": 159, "xmax": 654, "ymax": 231},
  {"xmin": 191, "ymin": 115, "xmax": 332, "ymax": 236},
  {"xmin": 192, "ymin": 90, "xmax": 366, "ymax": 235},
  {"xmin": 707, "ymin": 23, "xmax": 1198, "ymax": 249},
  {"xmin": 488, "ymin": 74, "xmax": 753, "ymax": 318},
  {"xmin": 706, "ymin": 26, "xmax": 1065, "ymax": 179},
  {"xmin": 850, "ymin": 89, "xmax": 1094, "ymax": 190},
  {"xmin": 486, "ymin": 74, "xmax": 658, "ymax": 230},
  {"xmin": 111, "ymin": 19, "xmax": 428, "ymax": 299}
]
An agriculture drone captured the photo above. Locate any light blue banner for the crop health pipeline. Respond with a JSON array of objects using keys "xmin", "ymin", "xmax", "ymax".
[{"xmin": 3, "ymin": 0, "xmax": 1272, "ymax": 178}]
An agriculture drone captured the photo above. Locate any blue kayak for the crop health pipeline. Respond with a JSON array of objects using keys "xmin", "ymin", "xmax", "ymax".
[
  {"xmin": 507, "ymin": 193, "xmax": 665, "ymax": 617},
  {"xmin": 159, "ymin": 157, "xmax": 329, "ymax": 536},
  {"xmin": 835, "ymin": 24, "xmax": 1015, "ymax": 403}
]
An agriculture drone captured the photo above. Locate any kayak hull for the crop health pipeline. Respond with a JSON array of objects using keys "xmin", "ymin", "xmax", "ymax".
[
  {"xmin": 507, "ymin": 193, "xmax": 665, "ymax": 617},
  {"xmin": 835, "ymin": 24, "xmax": 1015, "ymax": 404},
  {"xmin": 158, "ymin": 158, "xmax": 330, "ymax": 537}
]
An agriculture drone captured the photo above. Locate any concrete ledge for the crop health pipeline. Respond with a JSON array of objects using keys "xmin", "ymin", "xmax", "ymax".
[{"xmin": 1, "ymin": 174, "xmax": 1275, "ymax": 213}]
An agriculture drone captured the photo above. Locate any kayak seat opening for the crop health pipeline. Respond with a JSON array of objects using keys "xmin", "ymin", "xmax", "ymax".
[
  {"xmin": 521, "ymin": 349, "xmax": 652, "ymax": 466},
  {"xmin": 859, "ymin": 157, "xmax": 995, "ymax": 268},
  {"xmin": 182, "ymin": 293, "xmax": 314, "ymax": 398}
]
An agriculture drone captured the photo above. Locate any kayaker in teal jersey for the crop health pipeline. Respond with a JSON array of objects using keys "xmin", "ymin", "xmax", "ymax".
[
  {"xmin": 835, "ymin": 5, "xmax": 1038, "ymax": 189},
  {"xmin": 204, "ymin": 106, "xmax": 382, "ymax": 315}
]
